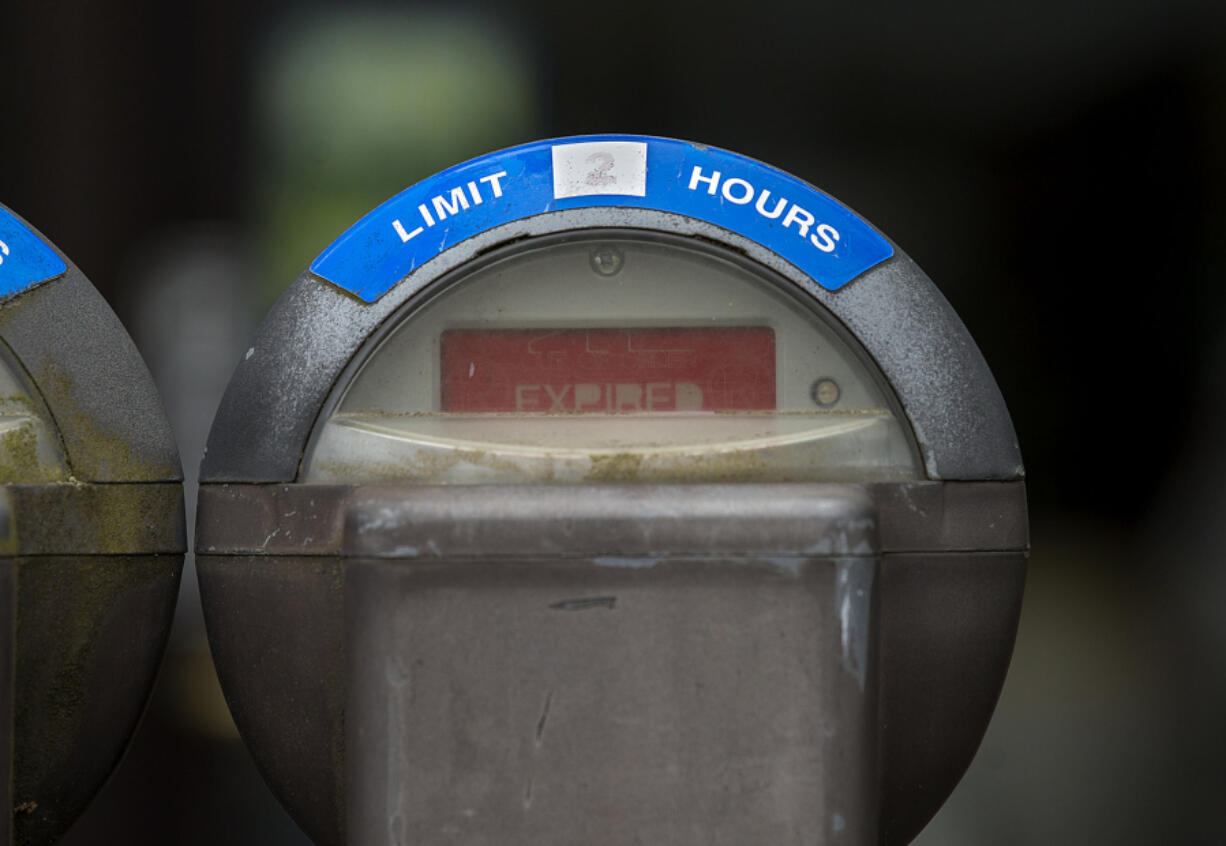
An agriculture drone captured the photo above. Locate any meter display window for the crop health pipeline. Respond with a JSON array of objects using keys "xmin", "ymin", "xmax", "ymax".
[
  {"xmin": 439, "ymin": 326, "xmax": 777, "ymax": 413},
  {"xmin": 303, "ymin": 231, "xmax": 923, "ymax": 483}
]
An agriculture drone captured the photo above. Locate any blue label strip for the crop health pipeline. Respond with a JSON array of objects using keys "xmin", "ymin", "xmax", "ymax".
[
  {"xmin": 0, "ymin": 207, "xmax": 68, "ymax": 299},
  {"xmin": 311, "ymin": 135, "xmax": 894, "ymax": 303}
]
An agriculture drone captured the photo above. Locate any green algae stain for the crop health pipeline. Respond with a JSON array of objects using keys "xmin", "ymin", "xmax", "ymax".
[
  {"xmin": 585, "ymin": 452, "xmax": 645, "ymax": 482},
  {"xmin": 0, "ymin": 423, "xmax": 63, "ymax": 484},
  {"xmin": 33, "ymin": 362, "xmax": 175, "ymax": 482},
  {"xmin": 0, "ymin": 391, "xmax": 68, "ymax": 484}
]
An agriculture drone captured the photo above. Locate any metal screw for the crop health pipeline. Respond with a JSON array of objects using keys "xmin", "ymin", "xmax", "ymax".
[
  {"xmin": 590, "ymin": 246, "xmax": 624, "ymax": 276},
  {"xmin": 812, "ymin": 378, "xmax": 840, "ymax": 407}
]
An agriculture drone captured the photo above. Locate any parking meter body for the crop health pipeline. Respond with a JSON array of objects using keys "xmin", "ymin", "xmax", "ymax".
[
  {"xmin": 0, "ymin": 207, "xmax": 185, "ymax": 846},
  {"xmin": 197, "ymin": 136, "xmax": 1027, "ymax": 845}
]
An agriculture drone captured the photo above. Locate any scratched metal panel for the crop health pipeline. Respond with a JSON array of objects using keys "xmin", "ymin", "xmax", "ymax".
[
  {"xmin": 341, "ymin": 483, "xmax": 877, "ymax": 559},
  {"xmin": 346, "ymin": 555, "xmax": 878, "ymax": 846},
  {"xmin": 195, "ymin": 481, "xmax": 1028, "ymax": 557}
]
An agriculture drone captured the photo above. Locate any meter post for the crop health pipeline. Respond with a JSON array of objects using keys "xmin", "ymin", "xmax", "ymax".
[
  {"xmin": 0, "ymin": 205, "xmax": 185, "ymax": 846},
  {"xmin": 197, "ymin": 135, "xmax": 1028, "ymax": 845}
]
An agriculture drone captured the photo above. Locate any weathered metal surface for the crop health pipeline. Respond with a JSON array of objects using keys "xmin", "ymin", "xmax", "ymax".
[
  {"xmin": 197, "ymin": 481, "xmax": 1026, "ymax": 558},
  {"xmin": 876, "ymin": 551, "xmax": 1028, "ymax": 845},
  {"xmin": 0, "ymin": 205, "xmax": 187, "ymax": 846},
  {"xmin": 0, "ymin": 246, "xmax": 181, "ymax": 483},
  {"xmin": 11, "ymin": 554, "xmax": 182, "ymax": 846},
  {"xmin": 198, "ymin": 486, "xmax": 882, "ymax": 846},
  {"xmin": 342, "ymin": 484, "xmax": 876, "ymax": 558},
  {"xmin": 196, "ymin": 555, "xmax": 346, "ymax": 846},
  {"xmin": 869, "ymin": 480, "xmax": 1028, "ymax": 552},
  {"xmin": 0, "ymin": 483, "xmax": 184, "ymax": 557},
  {"xmin": 199, "ymin": 510, "xmax": 1027, "ymax": 845},
  {"xmin": 196, "ymin": 484, "xmax": 350, "ymax": 556},
  {"xmin": 346, "ymin": 555, "xmax": 879, "ymax": 846}
]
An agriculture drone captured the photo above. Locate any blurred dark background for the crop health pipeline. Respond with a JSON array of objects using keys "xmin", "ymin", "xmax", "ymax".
[{"xmin": 2, "ymin": 0, "xmax": 1225, "ymax": 842}]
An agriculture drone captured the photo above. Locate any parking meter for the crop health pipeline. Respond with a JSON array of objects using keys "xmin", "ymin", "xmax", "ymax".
[
  {"xmin": 0, "ymin": 206, "xmax": 184, "ymax": 845},
  {"xmin": 197, "ymin": 135, "xmax": 1028, "ymax": 845}
]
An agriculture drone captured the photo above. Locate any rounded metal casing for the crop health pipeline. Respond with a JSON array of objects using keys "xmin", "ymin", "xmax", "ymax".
[
  {"xmin": 0, "ymin": 205, "xmax": 185, "ymax": 846},
  {"xmin": 196, "ymin": 136, "xmax": 1028, "ymax": 845}
]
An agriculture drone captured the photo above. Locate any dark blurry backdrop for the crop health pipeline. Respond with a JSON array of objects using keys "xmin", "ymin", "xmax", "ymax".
[{"xmin": 2, "ymin": 0, "xmax": 1225, "ymax": 842}]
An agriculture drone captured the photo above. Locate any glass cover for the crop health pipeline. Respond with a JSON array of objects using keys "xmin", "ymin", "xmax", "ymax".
[{"xmin": 303, "ymin": 232, "xmax": 922, "ymax": 483}]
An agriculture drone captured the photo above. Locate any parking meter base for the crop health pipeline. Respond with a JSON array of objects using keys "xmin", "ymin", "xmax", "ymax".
[
  {"xmin": 877, "ymin": 551, "xmax": 1027, "ymax": 843},
  {"xmin": 198, "ymin": 483, "xmax": 885, "ymax": 845},
  {"xmin": 198, "ymin": 482, "xmax": 1027, "ymax": 846},
  {"xmin": 9, "ymin": 555, "xmax": 183, "ymax": 846},
  {"xmin": 344, "ymin": 516, "xmax": 881, "ymax": 846},
  {"xmin": 197, "ymin": 555, "xmax": 346, "ymax": 846}
]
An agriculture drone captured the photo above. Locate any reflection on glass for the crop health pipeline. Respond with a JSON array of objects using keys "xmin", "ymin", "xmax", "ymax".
[{"xmin": 303, "ymin": 233, "xmax": 923, "ymax": 484}]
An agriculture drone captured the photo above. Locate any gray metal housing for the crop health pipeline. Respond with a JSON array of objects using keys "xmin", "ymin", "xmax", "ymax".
[
  {"xmin": 197, "ymin": 198, "xmax": 1029, "ymax": 845},
  {"xmin": 198, "ymin": 480, "xmax": 1026, "ymax": 846},
  {"xmin": 0, "ymin": 206, "xmax": 185, "ymax": 846},
  {"xmin": 0, "ymin": 207, "xmax": 181, "ymax": 483}
]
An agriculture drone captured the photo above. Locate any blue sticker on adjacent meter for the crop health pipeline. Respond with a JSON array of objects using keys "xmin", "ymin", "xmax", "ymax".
[
  {"xmin": 311, "ymin": 135, "xmax": 894, "ymax": 303},
  {"xmin": 0, "ymin": 207, "xmax": 68, "ymax": 299}
]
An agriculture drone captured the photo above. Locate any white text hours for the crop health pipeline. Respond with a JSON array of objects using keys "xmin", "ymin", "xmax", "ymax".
[{"xmin": 686, "ymin": 167, "xmax": 841, "ymax": 253}]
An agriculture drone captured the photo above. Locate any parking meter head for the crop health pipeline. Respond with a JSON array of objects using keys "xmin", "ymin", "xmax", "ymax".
[
  {"xmin": 0, "ymin": 206, "xmax": 185, "ymax": 846},
  {"xmin": 198, "ymin": 136, "xmax": 1027, "ymax": 846}
]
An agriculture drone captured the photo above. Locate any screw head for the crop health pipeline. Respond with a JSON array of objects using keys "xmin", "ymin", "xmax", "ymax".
[
  {"xmin": 812, "ymin": 378, "xmax": 841, "ymax": 407},
  {"xmin": 589, "ymin": 246, "xmax": 624, "ymax": 276}
]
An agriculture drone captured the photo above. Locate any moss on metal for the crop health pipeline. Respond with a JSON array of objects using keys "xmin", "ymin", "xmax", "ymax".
[
  {"xmin": 2, "ymin": 483, "xmax": 183, "ymax": 556},
  {"xmin": 33, "ymin": 362, "xmax": 173, "ymax": 481},
  {"xmin": 0, "ymin": 394, "xmax": 67, "ymax": 485}
]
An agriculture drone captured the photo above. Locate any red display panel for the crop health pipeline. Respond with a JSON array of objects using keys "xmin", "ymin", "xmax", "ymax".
[{"xmin": 441, "ymin": 327, "xmax": 776, "ymax": 413}]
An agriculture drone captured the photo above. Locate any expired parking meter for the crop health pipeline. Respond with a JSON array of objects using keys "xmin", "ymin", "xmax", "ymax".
[
  {"xmin": 0, "ymin": 206, "xmax": 184, "ymax": 846},
  {"xmin": 198, "ymin": 136, "xmax": 1028, "ymax": 845}
]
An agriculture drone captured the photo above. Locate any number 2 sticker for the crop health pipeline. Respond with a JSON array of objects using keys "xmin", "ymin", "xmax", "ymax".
[
  {"xmin": 552, "ymin": 141, "xmax": 647, "ymax": 199},
  {"xmin": 584, "ymin": 151, "xmax": 617, "ymax": 187}
]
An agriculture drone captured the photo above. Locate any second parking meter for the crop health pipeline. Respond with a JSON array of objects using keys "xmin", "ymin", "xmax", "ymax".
[
  {"xmin": 0, "ymin": 206, "xmax": 185, "ymax": 845},
  {"xmin": 197, "ymin": 136, "xmax": 1028, "ymax": 845}
]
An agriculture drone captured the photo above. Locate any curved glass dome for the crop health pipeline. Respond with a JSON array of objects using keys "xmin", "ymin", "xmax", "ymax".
[{"xmin": 303, "ymin": 230, "xmax": 922, "ymax": 484}]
